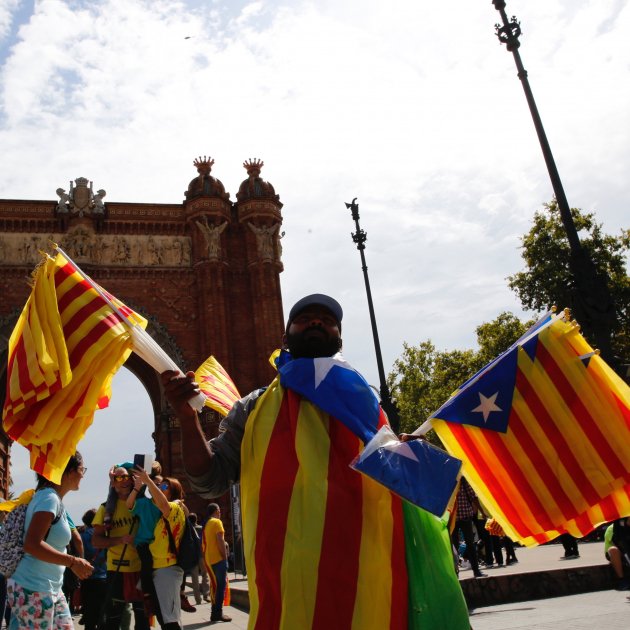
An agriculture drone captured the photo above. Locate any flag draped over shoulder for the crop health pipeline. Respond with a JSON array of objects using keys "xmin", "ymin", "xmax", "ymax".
[
  {"xmin": 278, "ymin": 352, "xmax": 462, "ymax": 516},
  {"xmin": 2, "ymin": 251, "xmax": 146, "ymax": 483},
  {"xmin": 194, "ymin": 355, "xmax": 241, "ymax": 417},
  {"xmin": 240, "ymin": 375, "xmax": 469, "ymax": 629},
  {"xmin": 430, "ymin": 314, "xmax": 630, "ymax": 546}
]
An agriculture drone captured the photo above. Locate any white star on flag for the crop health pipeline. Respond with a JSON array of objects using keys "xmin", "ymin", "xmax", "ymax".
[
  {"xmin": 313, "ymin": 353, "xmax": 351, "ymax": 388},
  {"xmin": 472, "ymin": 392, "xmax": 502, "ymax": 422}
]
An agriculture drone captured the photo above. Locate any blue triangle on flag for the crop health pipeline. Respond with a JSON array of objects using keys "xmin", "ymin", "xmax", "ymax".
[
  {"xmin": 430, "ymin": 345, "xmax": 518, "ymax": 433},
  {"xmin": 521, "ymin": 334, "xmax": 539, "ymax": 362}
]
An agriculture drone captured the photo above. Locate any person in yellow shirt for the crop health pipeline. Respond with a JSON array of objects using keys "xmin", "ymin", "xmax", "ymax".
[
  {"xmin": 202, "ymin": 504, "xmax": 230, "ymax": 624},
  {"xmin": 133, "ymin": 468, "xmax": 187, "ymax": 630},
  {"xmin": 93, "ymin": 466, "xmax": 148, "ymax": 630}
]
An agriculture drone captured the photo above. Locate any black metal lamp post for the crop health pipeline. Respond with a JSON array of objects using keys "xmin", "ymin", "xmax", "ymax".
[
  {"xmin": 492, "ymin": 0, "xmax": 616, "ymax": 367},
  {"xmin": 345, "ymin": 198, "xmax": 400, "ymax": 432}
]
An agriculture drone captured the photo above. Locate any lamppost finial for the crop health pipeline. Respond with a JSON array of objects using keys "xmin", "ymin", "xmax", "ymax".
[{"xmin": 491, "ymin": 0, "xmax": 616, "ymax": 368}]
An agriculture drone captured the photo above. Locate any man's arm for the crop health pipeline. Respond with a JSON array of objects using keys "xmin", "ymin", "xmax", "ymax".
[
  {"xmin": 161, "ymin": 370, "xmax": 214, "ymax": 477},
  {"xmin": 162, "ymin": 369, "xmax": 264, "ymax": 497},
  {"xmin": 216, "ymin": 530, "xmax": 228, "ymax": 562}
]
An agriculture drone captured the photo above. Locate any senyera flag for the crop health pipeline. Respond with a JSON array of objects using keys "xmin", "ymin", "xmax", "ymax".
[
  {"xmin": 2, "ymin": 248, "xmax": 147, "ymax": 483},
  {"xmin": 195, "ymin": 355, "xmax": 241, "ymax": 416},
  {"xmin": 3, "ymin": 246, "xmax": 206, "ymax": 484},
  {"xmin": 428, "ymin": 311, "xmax": 630, "ymax": 546}
]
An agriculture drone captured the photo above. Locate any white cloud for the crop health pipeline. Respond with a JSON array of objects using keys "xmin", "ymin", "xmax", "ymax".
[
  {"xmin": 0, "ymin": 0, "xmax": 20, "ymax": 44},
  {"xmin": 1, "ymin": 0, "xmax": 629, "ymax": 484}
]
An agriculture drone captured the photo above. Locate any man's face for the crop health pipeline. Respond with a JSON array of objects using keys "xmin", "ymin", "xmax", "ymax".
[{"xmin": 284, "ymin": 305, "xmax": 341, "ymax": 358}]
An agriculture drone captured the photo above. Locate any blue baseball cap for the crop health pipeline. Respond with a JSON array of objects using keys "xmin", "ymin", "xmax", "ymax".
[{"xmin": 287, "ymin": 294, "xmax": 343, "ymax": 330}]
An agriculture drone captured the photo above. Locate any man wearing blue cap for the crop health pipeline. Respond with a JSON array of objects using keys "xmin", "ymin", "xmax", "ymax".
[
  {"xmin": 162, "ymin": 294, "xmax": 469, "ymax": 629},
  {"xmin": 162, "ymin": 293, "xmax": 343, "ymax": 498}
]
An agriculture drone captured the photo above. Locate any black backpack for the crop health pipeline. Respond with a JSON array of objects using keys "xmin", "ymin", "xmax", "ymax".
[{"xmin": 164, "ymin": 515, "xmax": 201, "ymax": 573}]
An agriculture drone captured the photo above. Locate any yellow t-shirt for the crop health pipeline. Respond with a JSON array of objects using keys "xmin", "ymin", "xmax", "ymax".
[
  {"xmin": 93, "ymin": 500, "xmax": 141, "ymax": 572},
  {"xmin": 149, "ymin": 501, "xmax": 186, "ymax": 569},
  {"xmin": 203, "ymin": 517, "xmax": 225, "ymax": 566}
]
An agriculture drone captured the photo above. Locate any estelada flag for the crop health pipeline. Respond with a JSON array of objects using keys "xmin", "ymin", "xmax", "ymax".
[
  {"xmin": 2, "ymin": 250, "xmax": 146, "ymax": 483},
  {"xmin": 430, "ymin": 313, "xmax": 630, "ymax": 546},
  {"xmin": 194, "ymin": 355, "xmax": 241, "ymax": 416},
  {"xmin": 278, "ymin": 351, "xmax": 462, "ymax": 517}
]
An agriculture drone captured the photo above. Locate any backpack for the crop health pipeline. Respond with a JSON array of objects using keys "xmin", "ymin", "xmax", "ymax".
[
  {"xmin": 0, "ymin": 492, "xmax": 63, "ymax": 578},
  {"xmin": 0, "ymin": 503, "xmax": 29, "ymax": 577},
  {"xmin": 164, "ymin": 515, "xmax": 202, "ymax": 573}
]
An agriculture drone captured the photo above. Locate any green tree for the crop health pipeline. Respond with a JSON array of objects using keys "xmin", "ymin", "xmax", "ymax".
[
  {"xmin": 507, "ymin": 201, "xmax": 630, "ymax": 364},
  {"xmin": 475, "ymin": 311, "xmax": 534, "ymax": 366},
  {"xmin": 388, "ymin": 312, "xmax": 532, "ymax": 439}
]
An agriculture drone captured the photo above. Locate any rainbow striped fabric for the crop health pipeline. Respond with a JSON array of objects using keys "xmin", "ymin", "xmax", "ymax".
[
  {"xmin": 2, "ymin": 251, "xmax": 146, "ymax": 483},
  {"xmin": 431, "ymin": 315, "xmax": 630, "ymax": 546},
  {"xmin": 239, "ymin": 377, "xmax": 469, "ymax": 629},
  {"xmin": 195, "ymin": 355, "xmax": 241, "ymax": 417}
]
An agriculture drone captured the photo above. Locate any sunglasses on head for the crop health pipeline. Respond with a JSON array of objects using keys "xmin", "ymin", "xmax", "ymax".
[
  {"xmin": 114, "ymin": 474, "xmax": 130, "ymax": 482},
  {"xmin": 159, "ymin": 482, "xmax": 170, "ymax": 490}
]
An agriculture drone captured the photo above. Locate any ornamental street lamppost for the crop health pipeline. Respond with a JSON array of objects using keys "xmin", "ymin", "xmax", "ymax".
[
  {"xmin": 345, "ymin": 198, "xmax": 400, "ymax": 433},
  {"xmin": 492, "ymin": 0, "xmax": 617, "ymax": 368}
]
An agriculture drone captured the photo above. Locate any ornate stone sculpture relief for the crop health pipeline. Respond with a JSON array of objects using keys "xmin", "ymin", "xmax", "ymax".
[
  {"xmin": 248, "ymin": 221, "xmax": 280, "ymax": 261},
  {"xmin": 56, "ymin": 177, "xmax": 106, "ymax": 218},
  {"xmin": 0, "ymin": 232, "xmax": 191, "ymax": 267},
  {"xmin": 195, "ymin": 216, "xmax": 228, "ymax": 260}
]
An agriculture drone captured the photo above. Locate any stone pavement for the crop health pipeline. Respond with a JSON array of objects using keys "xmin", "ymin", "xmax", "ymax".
[
  {"xmin": 469, "ymin": 589, "xmax": 630, "ymax": 629},
  {"xmin": 176, "ymin": 540, "xmax": 622, "ymax": 628}
]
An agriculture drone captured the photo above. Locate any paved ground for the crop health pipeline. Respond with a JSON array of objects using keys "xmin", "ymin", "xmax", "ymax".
[
  {"xmin": 469, "ymin": 590, "xmax": 630, "ymax": 629},
  {"xmin": 180, "ymin": 589, "xmax": 630, "ymax": 630},
  {"xmin": 177, "ymin": 540, "xmax": 617, "ymax": 629},
  {"xmin": 179, "ymin": 599, "xmax": 249, "ymax": 629},
  {"xmin": 458, "ymin": 538, "xmax": 605, "ymax": 580}
]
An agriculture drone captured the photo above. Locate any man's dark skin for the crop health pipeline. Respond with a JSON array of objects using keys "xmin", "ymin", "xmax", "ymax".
[{"xmin": 161, "ymin": 304, "xmax": 342, "ymax": 478}]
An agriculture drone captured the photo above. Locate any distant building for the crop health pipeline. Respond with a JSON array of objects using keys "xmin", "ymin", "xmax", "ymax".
[{"xmin": 0, "ymin": 157, "xmax": 285, "ymax": 525}]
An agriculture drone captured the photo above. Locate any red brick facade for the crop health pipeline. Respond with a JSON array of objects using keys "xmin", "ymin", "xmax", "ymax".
[{"xmin": 0, "ymin": 158, "xmax": 285, "ymax": 528}]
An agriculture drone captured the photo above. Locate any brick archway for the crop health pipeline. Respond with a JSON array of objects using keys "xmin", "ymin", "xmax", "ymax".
[{"xmin": 0, "ymin": 159, "xmax": 286, "ymax": 525}]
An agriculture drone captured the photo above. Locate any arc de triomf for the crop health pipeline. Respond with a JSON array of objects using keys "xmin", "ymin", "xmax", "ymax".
[{"xmin": 0, "ymin": 157, "xmax": 286, "ymax": 521}]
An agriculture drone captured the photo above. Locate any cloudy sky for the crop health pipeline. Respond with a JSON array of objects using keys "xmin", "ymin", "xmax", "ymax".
[{"xmin": 3, "ymin": 0, "xmax": 629, "ymax": 519}]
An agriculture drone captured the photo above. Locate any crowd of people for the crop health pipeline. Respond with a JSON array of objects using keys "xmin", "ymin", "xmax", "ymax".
[
  {"xmin": 0, "ymin": 455, "xmax": 230, "ymax": 630},
  {"xmin": 1, "ymin": 293, "xmax": 629, "ymax": 630}
]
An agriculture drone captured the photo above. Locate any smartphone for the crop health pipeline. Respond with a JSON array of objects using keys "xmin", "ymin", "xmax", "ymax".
[{"xmin": 133, "ymin": 453, "xmax": 154, "ymax": 473}]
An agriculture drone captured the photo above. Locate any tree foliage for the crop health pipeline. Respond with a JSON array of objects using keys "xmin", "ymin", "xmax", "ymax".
[
  {"xmin": 507, "ymin": 201, "xmax": 630, "ymax": 363},
  {"xmin": 388, "ymin": 312, "xmax": 532, "ymax": 440}
]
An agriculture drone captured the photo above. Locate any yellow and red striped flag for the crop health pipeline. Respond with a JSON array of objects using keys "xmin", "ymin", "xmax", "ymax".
[
  {"xmin": 194, "ymin": 355, "xmax": 241, "ymax": 417},
  {"xmin": 239, "ymin": 377, "xmax": 469, "ymax": 629},
  {"xmin": 2, "ymin": 250, "xmax": 146, "ymax": 483},
  {"xmin": 430, "ymin": 314, "xmax": 630, "ymax": 547}
]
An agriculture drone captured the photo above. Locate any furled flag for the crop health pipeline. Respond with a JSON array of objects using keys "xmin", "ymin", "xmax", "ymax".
[
  {"xmin": 279, "ymin": 352, "xmax": 462, "ymax": 516},
  {"xmin": 2, "ymin": 250, "xmax": 147, "ymax": 483},
  {"xmin": 194, "ymin": 355, "xmax": 241, "ymax": 417},
  {"xmin": 351, "ymin": 425, "xmax": 462, "ymax": 517},
  {"xmin": 430, "ymin": 313, "xmax": 630, "ymax": 546}
]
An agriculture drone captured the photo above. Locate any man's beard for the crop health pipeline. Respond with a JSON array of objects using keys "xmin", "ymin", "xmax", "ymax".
[{"xmin": 286, "ymin": 327, "xmax": 342, "ymax": 359}]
